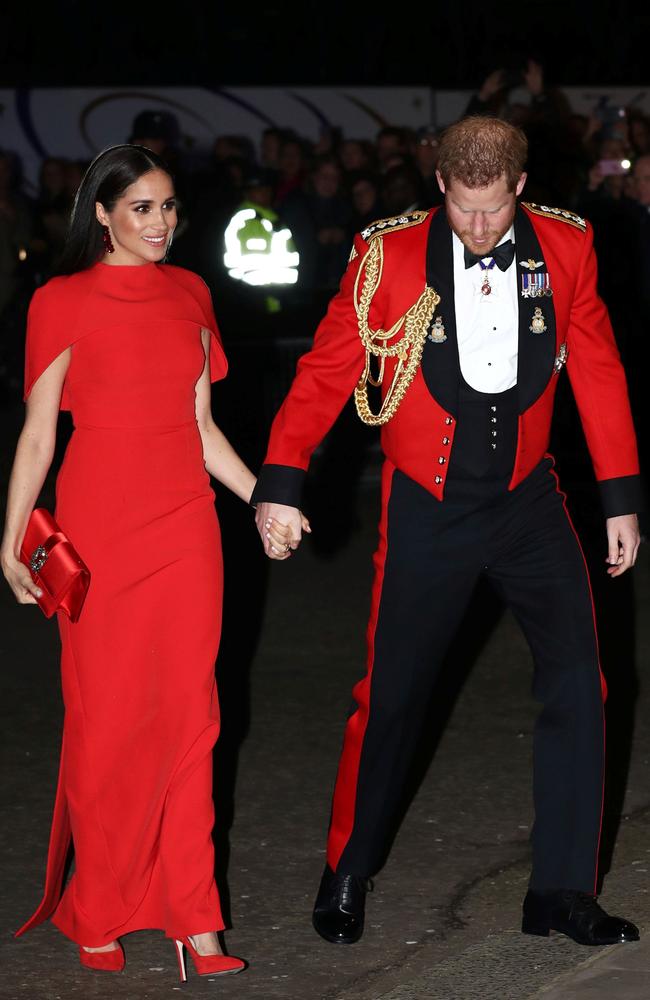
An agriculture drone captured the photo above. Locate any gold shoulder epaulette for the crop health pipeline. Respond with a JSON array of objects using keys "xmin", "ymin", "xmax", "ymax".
[
  {"xmin": 523, "ymin": 202, "xmax": 587, "ymax": 232},
  {"xmin": 360, "ymin": 210, "xmax": 429, "ymax": 242}
]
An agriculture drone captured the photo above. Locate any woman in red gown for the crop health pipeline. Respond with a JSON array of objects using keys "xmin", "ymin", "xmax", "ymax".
[{"xmin": 1, "ymin": 145, "xmax": 293, "ymax": 979}]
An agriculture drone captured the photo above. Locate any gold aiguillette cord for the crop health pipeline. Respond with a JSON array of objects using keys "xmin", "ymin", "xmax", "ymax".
[{"xmin": 353, "ymin": 238, "xmax": 439, "ymax": 426}]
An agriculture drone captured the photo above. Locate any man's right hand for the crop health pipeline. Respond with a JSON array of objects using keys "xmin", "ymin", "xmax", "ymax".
[{"xmin": 254, "ymin": 502, "xmax": 311, "ymax": 560}]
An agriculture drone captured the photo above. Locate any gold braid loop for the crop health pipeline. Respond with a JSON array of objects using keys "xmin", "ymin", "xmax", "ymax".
[{"xmin": 352, "ymin": 238, "xmax": 440, "ymax": 426}]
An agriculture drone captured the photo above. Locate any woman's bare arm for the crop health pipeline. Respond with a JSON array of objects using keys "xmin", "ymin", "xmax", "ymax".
[
  {"xmin": 1, "ymin": 349, "xmax": 70, "ymax": 603},
  {"xmin": 194, "ymin": 330, "xmax": 257, "ymax": 504}
]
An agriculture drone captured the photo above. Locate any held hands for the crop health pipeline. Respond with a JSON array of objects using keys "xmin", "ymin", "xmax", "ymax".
[
  {"xmin": 1, "ymin": 550, "xmax": 43, "ymax": 604},
  {"xmin": 605, "ymin": 514, "xmax": 641, "ymax": 577},
  {"xmin": 254, "ymin": 502, "xmax": 311, "ymax": 561}
]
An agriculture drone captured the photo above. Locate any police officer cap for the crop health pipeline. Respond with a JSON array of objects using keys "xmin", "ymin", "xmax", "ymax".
[{"xmin": 129, "ymin": 110, "xmax": 178, "ymax": 144}]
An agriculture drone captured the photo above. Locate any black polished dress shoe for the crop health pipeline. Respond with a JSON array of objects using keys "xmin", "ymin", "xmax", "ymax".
[
  {"xmin": 312, "ymin": 865, "xmax": 373, "ymax": 944},
  {"xmin": 522, "ymin": 889, "xmax": 640, "ymax": 946}
]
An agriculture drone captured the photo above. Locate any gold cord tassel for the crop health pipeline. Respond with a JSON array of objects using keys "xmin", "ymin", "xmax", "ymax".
[{"xmin": 353, "ymin": 238, "xmax": 440, "ymax": 426}]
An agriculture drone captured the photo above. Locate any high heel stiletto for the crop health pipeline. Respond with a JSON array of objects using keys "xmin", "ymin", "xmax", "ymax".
[
  {"xmin": 78, "ymin": 941, "xmax": 125, "ymax": 971},
  {"xmin": 172, "ymin": 936, "xmax": 245, "ymax": 982}
]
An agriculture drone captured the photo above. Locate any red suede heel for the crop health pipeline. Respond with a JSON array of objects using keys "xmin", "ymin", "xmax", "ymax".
[
  {"xmin": 172, "ymin": 936, "xmax": 245, "ymax": 982},
  {"xmin": 78, "ymin": 942, "xmax": 125, "ymax": 971}
]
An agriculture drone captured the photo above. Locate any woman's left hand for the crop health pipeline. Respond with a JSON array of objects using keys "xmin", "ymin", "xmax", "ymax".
[
  {"xmin": 264, "ymin": 514, "xmax": 311, "ymax": 560},
  {"xmin": 264, "ymin": 517, "xmax": 294, "ymax": 559}
]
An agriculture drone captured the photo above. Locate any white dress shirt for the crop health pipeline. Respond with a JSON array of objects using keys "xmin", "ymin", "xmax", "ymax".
[{"xmin": 452, "ymin": 226, "xmax": 518, "ymax": 392}]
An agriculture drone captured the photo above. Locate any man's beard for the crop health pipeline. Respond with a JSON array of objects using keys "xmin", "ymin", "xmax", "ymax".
[{"xmin": 449, "ymin": 211, "xmax": 516, "ymax": 257}]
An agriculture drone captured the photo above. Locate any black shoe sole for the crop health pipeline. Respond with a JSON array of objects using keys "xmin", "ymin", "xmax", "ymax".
[
  {"xmin": 312, "ymin": 915, "xmax": 363, "ymax": 945},
  {"xmin": 522, "ymin": 919, "xmax": 640, "ymax": 946}
]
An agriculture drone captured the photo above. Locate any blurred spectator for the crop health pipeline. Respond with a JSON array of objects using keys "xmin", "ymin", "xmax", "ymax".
[
  {"xmin": 39, "ymin": 156, "xmax": 67, "ymax": 206},
  {"xmin": 260, "ymin": 127, "xmax": 285, "ymax": 172},
  {"xmin": 275, "ymin": 136, "xmax": 311, "ymax": 207},
  {"xmin": 633, "ymin": 153, "xmax": 650, "ymax": 209},
  {"xmin": 34, "ymin": 157, "xmax": 71, "ymax": 270},
  {"xmin": 466, "ymin": 58, "xmax": 570, "ymax": 123},
  {"xmin": 65, "ymin": 160, "xmax": 88, "ymax": 202},
  {"xmin": 213, "ymin": 134, "xmax": 256, "ymax": 165},
  {"xmin": 380, "ymin": 163, "xmax": 427, "ymax": 216},
  {"xmin": 411, "ymin": 126, "xmax": 444, "ymax": 207},
  {"xmin": 129, "ymin": 109, "xmax": 180, "ymax": 157},
  {"xmin": 376, "ymin": 126, "xmax": 410, "ymax": 171},
  {"xmin": 628, "ymin": 112, "xmax": 650, "ymax": 157},
  {"xmin": 348, "ymin": 171, "xmax": 382, "ymax": 232},
  {"xmin": 219, "ymin": 156, "xmax": 252, "ymax": 192},
  {"xmin": 584, "ymin": 136, "xmax": 632, "ymax": 203},
  {"xmin": 576, "ymin": 137, "xmax": 639, "ymax": 362},
  {"xmin": 466, "ymin": 58, "xmax": 579, "ymax": 204},
  {"xmin": 128, "ymin": 109, "xmax": 188, "ymax": 210},
  {"xmin": 313, "ymin": 126, "xmax": 342, "ymax": 158},
  {"xmin": 339, "ymin": 139, "xmax": 376, "ymax": 173},
  {"xmin": 223, "ymin": 168, "xmax": 298, "ymax": 314},
  {"xmin": 282, "ymin": 155, "xmax": 351, "ymax": 297}
]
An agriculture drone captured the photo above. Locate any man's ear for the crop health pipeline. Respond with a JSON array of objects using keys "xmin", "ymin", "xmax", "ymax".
[
  {"xmin": 435, "ymin": 170, "xmax": 446, "ymax": 195},
  {"xmin": 515, "ymin": 172, "xmax": 527, "ymax": 197}
]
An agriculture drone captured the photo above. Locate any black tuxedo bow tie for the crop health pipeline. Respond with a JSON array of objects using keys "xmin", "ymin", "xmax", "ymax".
[{"xmin": 464, "ymin": 239, "xmax": 515, "ymax": 271}]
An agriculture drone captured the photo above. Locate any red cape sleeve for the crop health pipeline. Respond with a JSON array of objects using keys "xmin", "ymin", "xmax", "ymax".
[
  {"xmin": 184, "ymin": 271, "xmax": 228, "ymax": 383},
  {"xmin": 24, "ymin": 278, "xmax": 87, "ymax": 410}
]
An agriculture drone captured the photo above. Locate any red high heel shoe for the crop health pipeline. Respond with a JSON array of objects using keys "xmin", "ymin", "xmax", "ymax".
[
  {"xmin": 78, "ymin": 941, "xmax": 125, "ymax": 972},
  {"xmin": 172, "ymin": 935, "xmax": 245, "ymax": 982}
]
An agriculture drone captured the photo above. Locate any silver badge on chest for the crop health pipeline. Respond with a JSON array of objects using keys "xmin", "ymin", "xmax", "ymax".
[
  {"xmin": 529, "ymin": 306, "xmax": 547, "ymax": 334},
  {"xmin": 428, "ymin": 315, "xmax": 447, "ymax": 343}
]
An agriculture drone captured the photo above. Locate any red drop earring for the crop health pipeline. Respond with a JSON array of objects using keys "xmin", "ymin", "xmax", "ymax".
[{"xmin": 102, "ymin": 225, "xmax": 115, "ymax": 254}]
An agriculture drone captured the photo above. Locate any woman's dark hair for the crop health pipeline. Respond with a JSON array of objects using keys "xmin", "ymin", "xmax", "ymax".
[{"xmin": 55, "ymin": 144, "xmax": 173, "ymax": 275}]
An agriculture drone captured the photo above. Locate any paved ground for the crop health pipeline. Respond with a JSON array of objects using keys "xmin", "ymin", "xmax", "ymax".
[{"xmin": 1, "ymin": 405, "xmax": 649, "ymax": 1000}]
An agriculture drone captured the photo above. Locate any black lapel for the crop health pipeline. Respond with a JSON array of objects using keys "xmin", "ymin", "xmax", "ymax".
[
  {"xmin": 422, "ymin": 208, "xmax": 460, "ymax": 415},
  {"xmin": 514, "ymin": 205, "xmax": 556, "ymax": 412}
]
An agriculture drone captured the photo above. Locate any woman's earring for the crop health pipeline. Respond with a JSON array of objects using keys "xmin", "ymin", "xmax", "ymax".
[{"xmin": 102, "ymin": 225, "xmax": 115, "ymax": 254}]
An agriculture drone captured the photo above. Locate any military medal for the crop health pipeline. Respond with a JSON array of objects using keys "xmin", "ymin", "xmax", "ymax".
[
  {"xmin": 521, "ymin": 271, "xmax": 553, "ymax": 298},
  {"xmin": 478, "ymin": 258, "xmax": 496, "ymax": 295},
  {"xmin": 529, "ymin": 306, "xmax": 547, "ymax": 334},
  {"xmin": 428, "ymin": 315, "xmax": 446, "ymax": 343}
]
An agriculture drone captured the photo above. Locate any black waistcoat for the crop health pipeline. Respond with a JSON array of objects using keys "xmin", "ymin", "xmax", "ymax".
[{"xmin": 447, "ymin": 380, "xmax": 518, "ymax": 482}]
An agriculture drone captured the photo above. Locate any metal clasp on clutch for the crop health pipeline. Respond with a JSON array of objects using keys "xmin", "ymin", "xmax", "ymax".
[{"xmin": 30, "ymin": 545, "xmax": 48, "ymax": 572}]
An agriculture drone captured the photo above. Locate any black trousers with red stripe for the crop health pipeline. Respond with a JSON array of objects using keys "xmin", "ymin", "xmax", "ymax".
[{"xmin": 326, "ymin": 457, "xmax": 605, "ymax": 893}]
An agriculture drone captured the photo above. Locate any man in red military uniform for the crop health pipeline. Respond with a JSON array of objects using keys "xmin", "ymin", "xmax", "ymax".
[{"xmin": 252, "ymin": 117, "xmax": 642, "ymax": 947}]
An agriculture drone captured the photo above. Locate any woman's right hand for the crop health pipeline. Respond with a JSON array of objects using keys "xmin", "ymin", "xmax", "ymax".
[{"xmin": 1, "ymin": 552, "xmax": 42, "ymax": 604}]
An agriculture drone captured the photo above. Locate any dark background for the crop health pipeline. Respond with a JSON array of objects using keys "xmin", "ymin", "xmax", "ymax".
[{"xmin": 1, "ymin": 2, "xmax": 649, "ymax": 88}]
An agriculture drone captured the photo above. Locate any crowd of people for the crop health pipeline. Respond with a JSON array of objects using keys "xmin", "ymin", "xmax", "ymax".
[{"xmin": 1, "ymin": 66, "xmax": 650, "ymax": 397}]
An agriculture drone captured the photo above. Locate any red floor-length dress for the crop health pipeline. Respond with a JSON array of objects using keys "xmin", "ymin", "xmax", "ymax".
[{"xmin": 15, "ymin": 260, "xmax": 228, "ymax": 946}]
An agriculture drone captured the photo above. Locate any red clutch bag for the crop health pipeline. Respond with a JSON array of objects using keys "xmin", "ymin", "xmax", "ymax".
[{"xmin": 20, "ymin": 508, "xmax": 90, "ymax": 622}]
